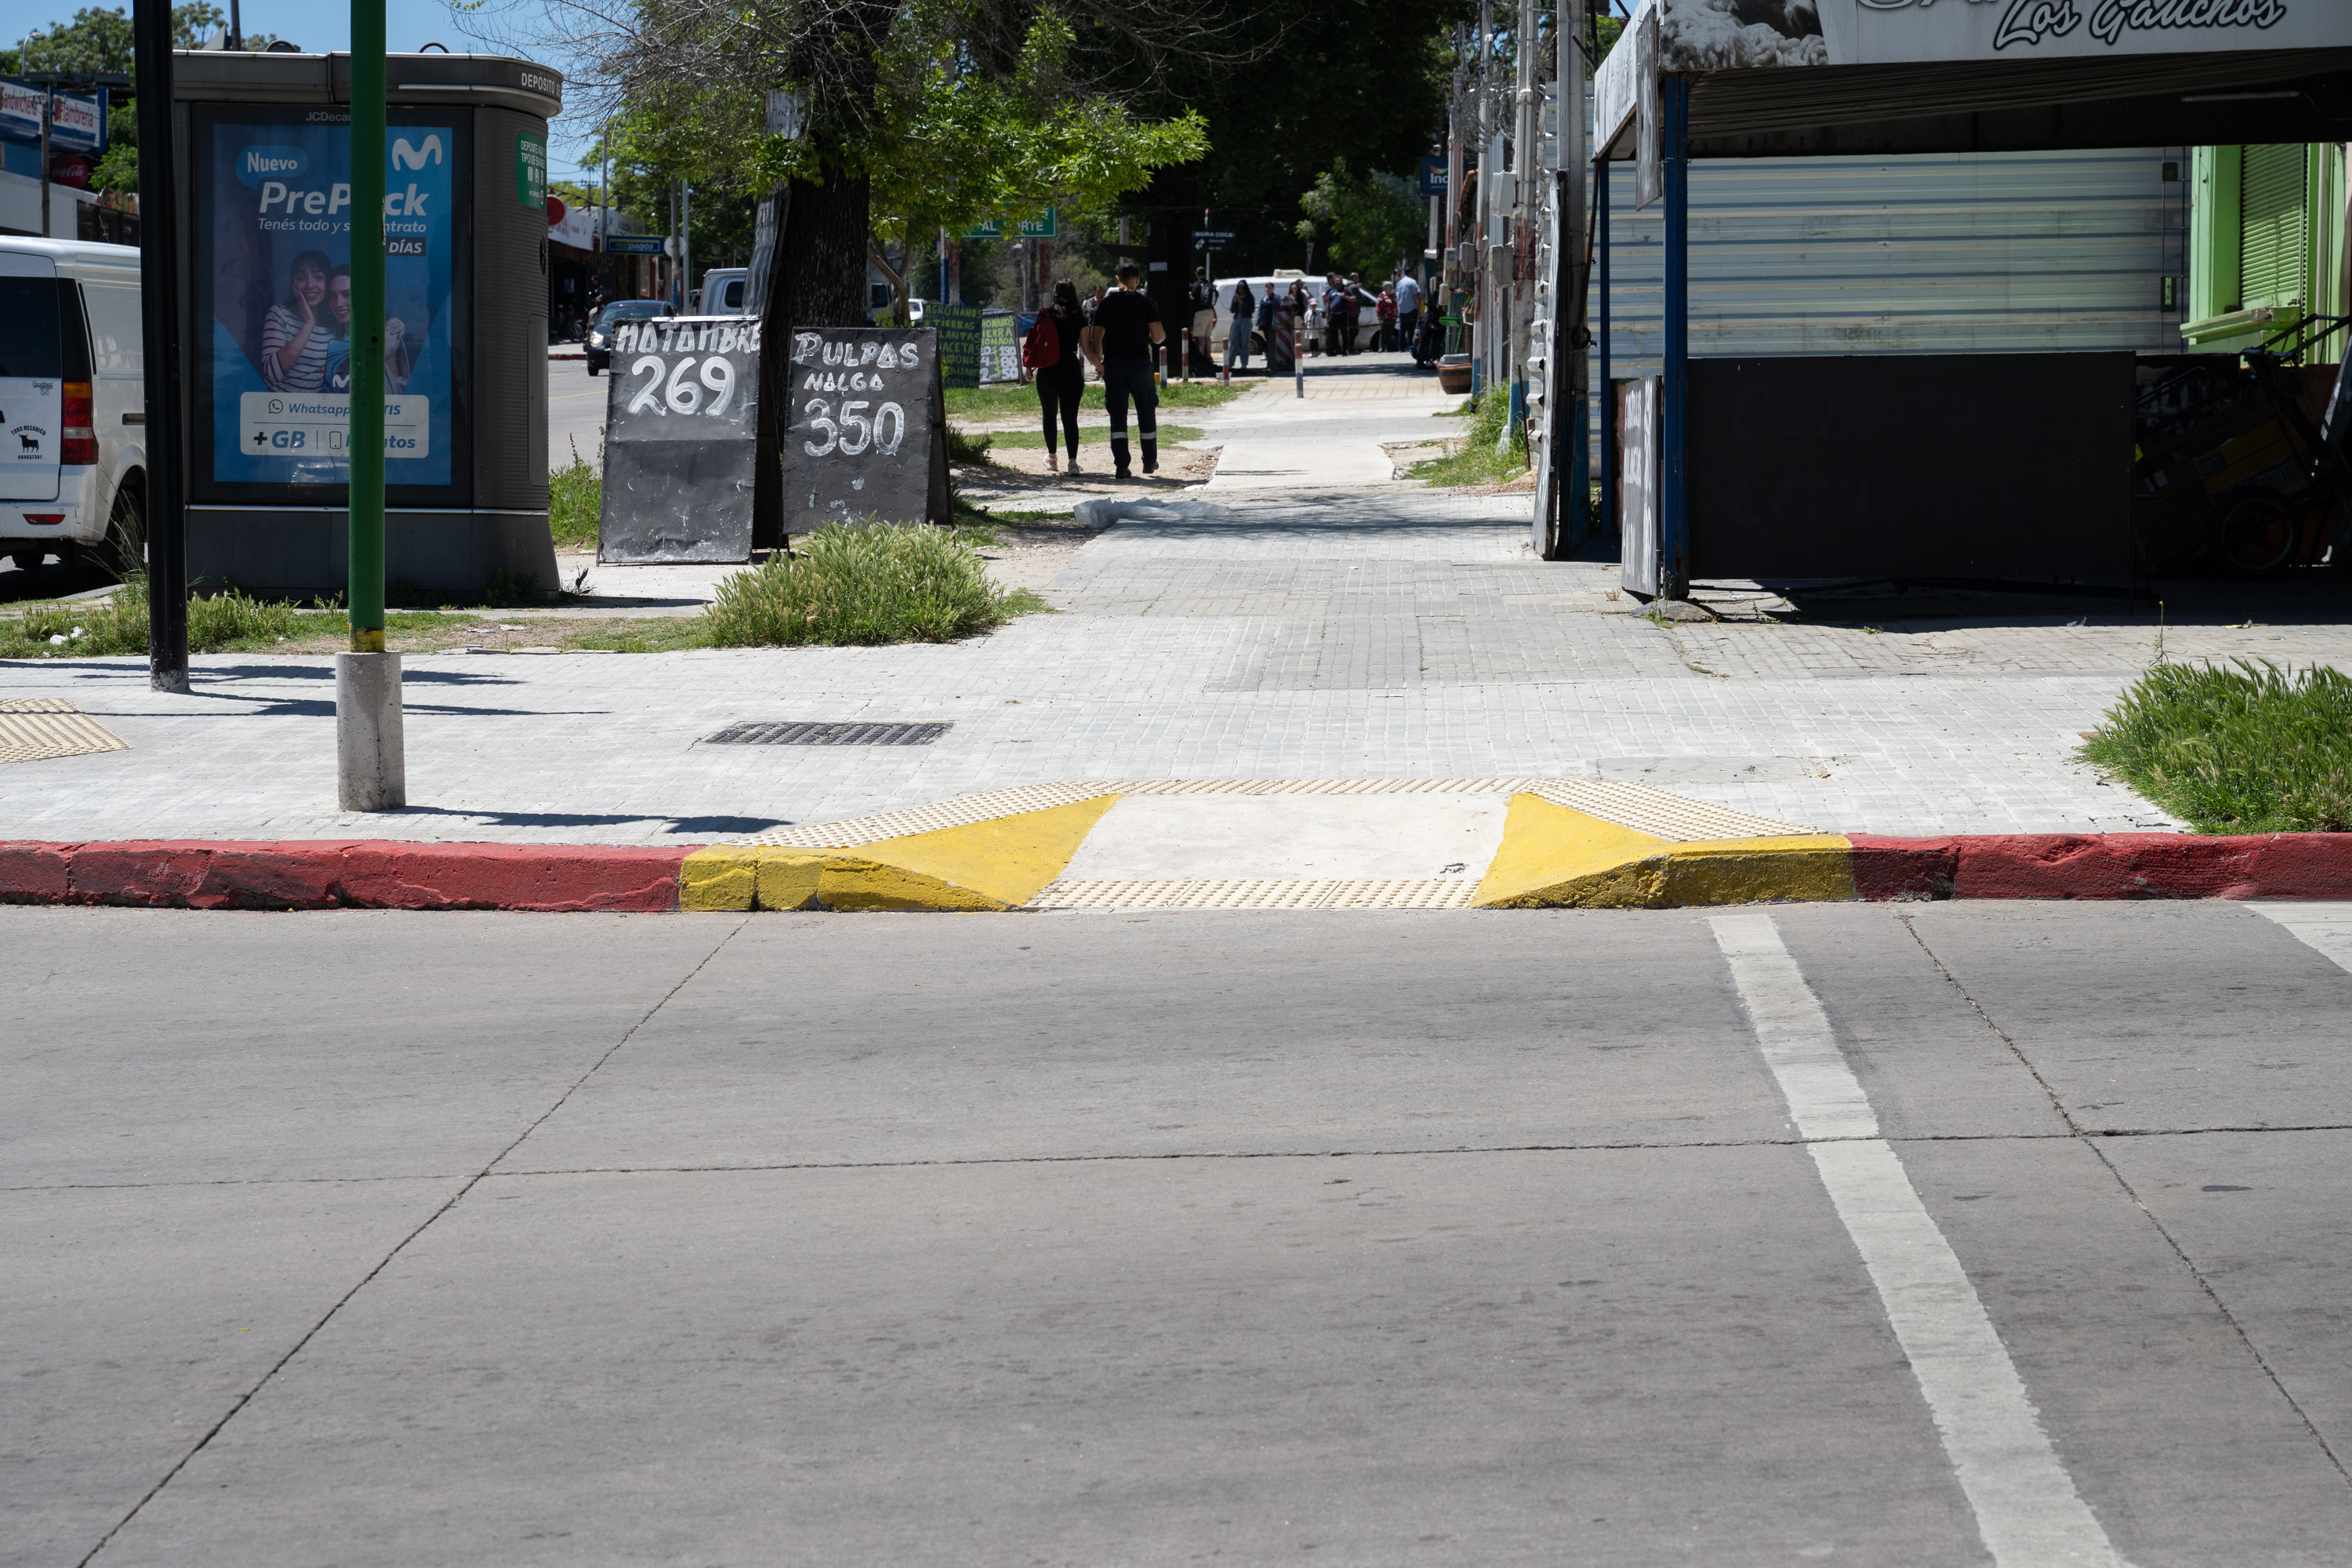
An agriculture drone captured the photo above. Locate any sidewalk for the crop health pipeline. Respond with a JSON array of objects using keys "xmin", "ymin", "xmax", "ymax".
[{"xmin": 12, "ymin": 359, "xmax": 2352, "ymax": 857}]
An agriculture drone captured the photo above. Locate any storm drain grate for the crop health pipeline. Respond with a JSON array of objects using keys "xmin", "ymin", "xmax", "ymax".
[{"xmin": 706, "ymin": 720, "xmax": 953, "ymax": 747}]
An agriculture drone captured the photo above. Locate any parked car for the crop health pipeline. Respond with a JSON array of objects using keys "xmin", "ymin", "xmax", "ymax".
[
  {"xmin": 585, "ymin": 299, "xmax": 676, "ymax": 375},
  {"xmin": 0, "ymin": 237, "xmax": 146, "ymax": 576}
]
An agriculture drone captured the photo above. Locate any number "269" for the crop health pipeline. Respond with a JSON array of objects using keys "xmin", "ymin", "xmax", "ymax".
[{"xmin": 626, "ymin": 354, "xmax": 739, "ymax": 417}]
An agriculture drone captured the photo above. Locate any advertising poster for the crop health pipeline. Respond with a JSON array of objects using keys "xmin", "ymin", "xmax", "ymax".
[{"xmin": 196, "ymin": 108, "xmax": 463, "ymax": 495}]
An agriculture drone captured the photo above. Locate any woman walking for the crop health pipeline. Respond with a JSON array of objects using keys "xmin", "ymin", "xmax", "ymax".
[{"xmin": 1027, "ymin": 280, "xmax": 1092, "ymax": 474}]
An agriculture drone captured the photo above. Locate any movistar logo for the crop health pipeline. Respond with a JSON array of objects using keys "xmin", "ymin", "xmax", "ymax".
[{"xmin": 391, "ymin": 136, "xmax": 444, "ymax": 171}]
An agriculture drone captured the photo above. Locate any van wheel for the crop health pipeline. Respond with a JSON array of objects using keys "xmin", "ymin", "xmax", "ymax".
[
  {"xmin": 101, "ymin": 481, "xmax": 147, "ymax": 581},
  {"xmin": 587, "ymin": 362, "xmax": 601, "ymax": 376},
  {"xmin": 6, "ymin": 549, "xmax": 45, "ymax": 572}
]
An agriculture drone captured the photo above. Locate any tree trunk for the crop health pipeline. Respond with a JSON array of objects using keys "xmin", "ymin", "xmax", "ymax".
[{"xmin": 753, "ymin": 172, "xmax": 872, "ymax": 546}]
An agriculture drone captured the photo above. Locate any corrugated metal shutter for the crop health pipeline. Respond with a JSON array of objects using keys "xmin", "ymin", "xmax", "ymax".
[
  {"xmin": 2239, "ymin": 143, "xmax": 2307, "ymax": 310},
  {"xmin": 1587, "ymin": 147, "xmax": 2187, "ymax": 446}
]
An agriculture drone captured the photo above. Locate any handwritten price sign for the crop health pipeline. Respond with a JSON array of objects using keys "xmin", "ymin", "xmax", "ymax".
[
  {"xmin": 778, "ymin": 326, "xmax": 947, "ymax": 532},
  {"xmin": 598, "ymin": 317, "xmax": 765, "ymax": 561}
]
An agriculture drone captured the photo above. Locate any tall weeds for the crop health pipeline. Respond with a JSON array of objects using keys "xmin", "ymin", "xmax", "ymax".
[
  {"xmin": 705, "ymin": 523, "xmax": 1014, "ymax": 647},
  {"xmin": 2080, "ymin": 659, "xmax": 2352, "ymax": 833}
]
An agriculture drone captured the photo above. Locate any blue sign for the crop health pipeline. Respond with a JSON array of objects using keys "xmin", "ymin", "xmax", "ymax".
[
  {"xmin": 1419, "ymin": 156, "xmax": 1447, "ymax": 197},
  {"xmin": 603, "ymin": 234, "xmax": 665, "ymax": 256},
  {"xmin": 200, "ymin": 113, "xmax": 456, "ymax": 488},
  {"xmin": 0, "ymin": 80, "xmax": 104, "ymax": 154}
]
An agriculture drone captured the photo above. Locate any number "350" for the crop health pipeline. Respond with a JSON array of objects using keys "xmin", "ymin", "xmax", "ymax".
[
  {"xmin": 800, "ymin": 397, "xmax": 906, "ymax": 458},
  {"xmin": 626, "ymin": 354, "xmax": 738, "ymax": 417}
]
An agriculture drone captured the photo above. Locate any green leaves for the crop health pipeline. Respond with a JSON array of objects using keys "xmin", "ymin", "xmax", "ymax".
[{"xmin": 1296, "ymin": 157, "xmax": 1424, "ymax": 278}]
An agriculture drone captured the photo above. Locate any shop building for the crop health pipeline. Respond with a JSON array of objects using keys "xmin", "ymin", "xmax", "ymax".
[{"xmin": 2181, "ymin": 143, "xmax": 2350, "ymax": 358}]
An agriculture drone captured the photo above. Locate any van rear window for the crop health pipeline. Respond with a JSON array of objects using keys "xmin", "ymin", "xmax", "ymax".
[{"xmin": 0, "ymin": 279, "xmax": 61, "ymax": 378}]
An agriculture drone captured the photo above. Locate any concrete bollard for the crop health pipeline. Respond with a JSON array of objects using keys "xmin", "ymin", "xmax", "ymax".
[{"xmin": 336, "ymin": 651, "xmax": 407, "ymax": 811}]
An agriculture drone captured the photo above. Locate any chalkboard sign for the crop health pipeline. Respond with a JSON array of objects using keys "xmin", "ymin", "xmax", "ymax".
[
  {"xmin": 931, "ymin": 304, "xmax": 982, "ymax": 390},
  {"xmin": 599, "ymin": 316, "xmax": 764, "ymax": 562},
  {"xmin": 776, "ymin": 326, "xmax": 949, "ymax": 533}
]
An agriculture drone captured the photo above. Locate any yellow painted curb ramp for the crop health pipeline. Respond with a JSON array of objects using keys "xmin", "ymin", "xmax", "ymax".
[
  {"xmin": 1473, "ymin": 793, "xmax": 1853, "ymax": 909},
  {"xmin": 682, "ymin": 779, "xmax": 1855, "ymax": 913},
  {"xmin": 683, "ymin": 794, "xmax": 1120, "ymax": 912}
]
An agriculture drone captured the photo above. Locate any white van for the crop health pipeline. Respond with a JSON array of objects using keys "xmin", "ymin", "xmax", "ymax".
[
  {"xmin": 699, "ymin": 267, "xmax": 751, "ymax": 317},
  {"xmin": 695, "ymin": 267, "xmax": 925, "ymax": 324},
  {"xmin": 0, "ymin": 238, "xmax": 145, "ymax": 574}
]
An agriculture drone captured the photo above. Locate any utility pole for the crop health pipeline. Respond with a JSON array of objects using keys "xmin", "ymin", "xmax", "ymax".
[
  {"xmin": 38, "ymin": 75, "xmax": 52, "ymax": 238},
  {"xmin": 1563, "ymin": 0, "xmax": 1589, "ymax": 532},
  {"xmin": 338, "ymin": 0, "xmax": 405, "ymax": 810},
  {"xmin": 132, "ymin": 0, "xmax": 187, "ymax": 692},
  {"xmin": 1509, "ymin": 0, "xmax": 1538, "ymax": 426},
  {"xmin": 681, "ymin": 182, "xmax": 694, "ymax": 310}
]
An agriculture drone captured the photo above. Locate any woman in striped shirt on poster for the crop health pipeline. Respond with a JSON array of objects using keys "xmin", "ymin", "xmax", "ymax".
[{"xmin": 260, "ymin": 249, "xmax": 334, "ymax": 393}]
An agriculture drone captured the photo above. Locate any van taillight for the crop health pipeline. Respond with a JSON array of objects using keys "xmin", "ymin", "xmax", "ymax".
[{"xmin": 63, "ymin": 382, "xmax": 96, "ymax": 466}]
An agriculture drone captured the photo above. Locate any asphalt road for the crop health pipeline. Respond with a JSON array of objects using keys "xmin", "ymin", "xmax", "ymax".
[{"xmin": 7, "ymin": 900, "xmax": 2352, "ymax": 1566}]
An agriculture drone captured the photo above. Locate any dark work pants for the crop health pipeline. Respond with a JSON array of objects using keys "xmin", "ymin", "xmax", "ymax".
[
  {"xmin": 1102, "ymin": 357, "xmax": 1158, "ymax": 474},
  {"xmin": 1036, "ymin": 366, "xmax": 1083, "ymax": 458}
]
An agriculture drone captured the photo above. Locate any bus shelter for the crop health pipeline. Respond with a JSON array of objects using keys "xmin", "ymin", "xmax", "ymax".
[{"xmin": 1592, "ymin": 0, "xmax": 2352, "ymax": 599}]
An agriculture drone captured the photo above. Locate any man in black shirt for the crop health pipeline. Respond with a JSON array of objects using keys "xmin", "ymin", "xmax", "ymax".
[{"xmin": 1082, "ymin": 262, "xmax": 1167, "ymax": 478}]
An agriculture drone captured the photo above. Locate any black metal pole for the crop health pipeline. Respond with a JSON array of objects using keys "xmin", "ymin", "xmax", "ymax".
[{"xmin": 133, "ymin": 0, "xmax": 187, "ymax": 691}]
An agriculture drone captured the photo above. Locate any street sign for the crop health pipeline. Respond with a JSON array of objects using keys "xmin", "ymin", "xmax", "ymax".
[
  {"xmin": 1193, "ymin": 230, "xmax": 1236, "ymax": 249},
  {"xmin": 965, "ymin": 209, "xmax": 1056, "ymax": 240},
  {"xmin": 1419, "ymin": 155, "xmax": 1446, "ymax": 196},
  {"xmin": 603, "ymin": 234, "xmax": 664, "ymax": 255}
]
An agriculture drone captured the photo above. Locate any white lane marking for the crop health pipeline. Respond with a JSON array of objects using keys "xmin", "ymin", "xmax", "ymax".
[
  {"xmin": 1710, "ymin": 913, "xmax": 2132, "ymax": 1568},
  {"xmin": 2246, "ymin": 903, "xmax": 2352, "ymax": 973}
]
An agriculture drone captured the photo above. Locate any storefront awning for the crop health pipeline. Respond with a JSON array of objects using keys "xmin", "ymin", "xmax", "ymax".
[{"xmin": 1595, "ymin": 2, "xmax": 2352, "ymax": 159}]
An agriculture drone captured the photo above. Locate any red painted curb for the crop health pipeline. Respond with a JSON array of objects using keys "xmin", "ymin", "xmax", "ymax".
[
  {"xmin": 1851, "ymin": 832, "xmax": 2352, "ymax": 902},
  {"xmin": 0, "ymin": 840, "xmax": 695, "ymax": 912}
]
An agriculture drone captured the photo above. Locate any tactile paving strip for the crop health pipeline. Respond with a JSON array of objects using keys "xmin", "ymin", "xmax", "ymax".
[
  {"xmin": 1526, "ymin": 779, "xmax": 1812, "ymax": 842},
  {"xmin": 0, "ymin": 699, "xmax": 129, "ymax": 764},
  {"xmin": 742, "ymin": 784, "xmax": 1117, "ymax": 847},
  {"xmin": 736, "ymin": 777, "xmax": 1815, "ymax": 850},
  {"xmin": 1028, "ymin": 878, "xmax": 1482, "ymax": 911},
  {"xmin": 706, "ymin": 720, "xmax": 952, "ymax": 747}
]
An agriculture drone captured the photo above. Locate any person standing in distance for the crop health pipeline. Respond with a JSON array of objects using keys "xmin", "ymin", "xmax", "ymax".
[
  {"xmin": 1189, "ymin": 266, "xmax": 1216, "ymax": 378},
  {"xmin": 1083, "ymin": 261, "xmax": 1166, "ymax": 479},
  {"xmin": 1394, "ymin": 267, "xmax": 1423, "ymax": 362}
]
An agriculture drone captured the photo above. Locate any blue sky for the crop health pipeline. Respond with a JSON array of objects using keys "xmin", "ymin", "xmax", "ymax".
[{"xmin": 1, "ymin": 0, "xmax": 601, "ymax": 180}]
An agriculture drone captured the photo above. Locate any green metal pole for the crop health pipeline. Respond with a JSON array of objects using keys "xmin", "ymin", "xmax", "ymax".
[{"xmin": 348, "ymin": 0, "xmax": 386, "ymax": 651}]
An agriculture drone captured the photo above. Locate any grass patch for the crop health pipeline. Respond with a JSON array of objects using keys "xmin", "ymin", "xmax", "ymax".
[
  {"xmin": 1410, "ymin": 389, "xmax": 1526, "ymax": 488},
  {"xmin": 560, "ymin": 619, "xmax": 713, "ymax": 653},
  {"xmin": 979, "ymin": 424, "xmax": 1203, "ymax": 450},
  {"xmin": 0, "ymin": 576, "xmax": 318, "ymax": 658},
  {"xmin": 705, "ymin": 522, "xmax": 1022, "ymax": 647},
  {"xmin": 2079, "ymin": 659, "xmax": 2352, "ymax": 833},
  {"xmin": 943, "ymin": 381, "xmax": 1243, "ymax": 420},
  {"xmin": 550, "ymin": 435, "xmax": 603, "ymax": 549},
  {"xmin": 0, "ymin": 576, "xmax": 561, "ymax": 659}
]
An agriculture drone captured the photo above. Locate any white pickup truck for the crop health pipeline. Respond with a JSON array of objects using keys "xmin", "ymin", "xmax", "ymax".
[{"xmin": 0, "ymin": 237, "xmax": 146, "ymax": 575}]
